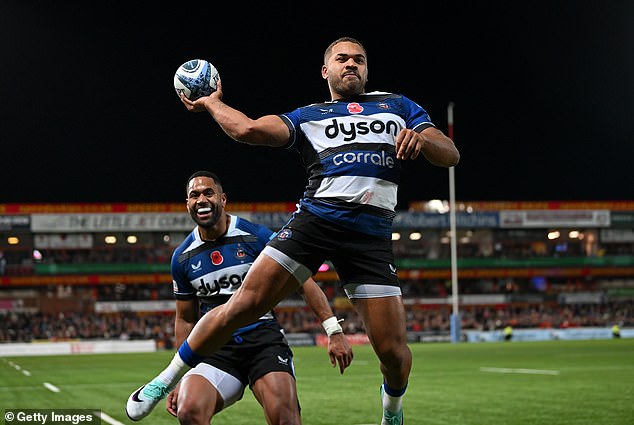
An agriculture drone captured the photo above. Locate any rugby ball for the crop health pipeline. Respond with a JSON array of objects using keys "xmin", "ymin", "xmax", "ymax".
[{"xmin": 173, "ymin": 59, "xmax": 220, "ymax": 100}]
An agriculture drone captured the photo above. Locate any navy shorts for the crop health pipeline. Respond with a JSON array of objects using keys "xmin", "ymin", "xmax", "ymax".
[
  {"xmin": 201, "ymin": 321, "xmax": 295, "ymax": 388},
  {"xmin": 267, "ymin": 208, "xmax": 400, "ymax": 287}
]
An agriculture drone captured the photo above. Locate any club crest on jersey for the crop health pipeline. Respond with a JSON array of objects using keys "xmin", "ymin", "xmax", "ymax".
[
  {"xmin": 347, "ymin": 102, "xmax": 363, "ymax": 114},
  {"xmin": 277, "ymin": 229, "xmax": 292, "ymax": 240},
  {"xmin": 234, "ymin": 247, "xmax": 246, "ymax": 260},
  {"xmin": 210, "ymin": 250, "xmax": 224, "ymax": 265},
  {"xmin": 378, "ymin": 102, "xmax": 390, "ymax": 110}
]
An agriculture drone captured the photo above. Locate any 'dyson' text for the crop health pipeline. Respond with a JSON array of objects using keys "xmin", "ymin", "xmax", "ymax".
[
  {"xmin": 196, "ymin": 272, "xmax": 247, "ymax": 296},
  {"xmin": 325, "ymin": 118, "xmax": 401, "ymax": 141}
]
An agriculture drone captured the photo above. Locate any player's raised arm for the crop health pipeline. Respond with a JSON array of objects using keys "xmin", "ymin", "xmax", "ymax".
[{"xmin": 181, "ymin": 80, "xmax": 290, "ymax": 147}]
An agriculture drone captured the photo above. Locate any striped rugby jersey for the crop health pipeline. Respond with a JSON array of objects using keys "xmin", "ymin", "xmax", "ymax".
[
  {"xmin": 171, "ymin": 214, "xmax": 276, "ymax": 329},
  {"xmin": 279, "ymin": 91, "xmax": 436, "ymax": 238}
]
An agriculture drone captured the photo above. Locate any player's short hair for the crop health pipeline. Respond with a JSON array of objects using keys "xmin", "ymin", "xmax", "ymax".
[
  {"xmin": 186, "ymin": 170, "xmax": 222, "ymax": 194},
  {"xmin": 324, "ymin": 36, "xmax": 367, "ymax": 64}
]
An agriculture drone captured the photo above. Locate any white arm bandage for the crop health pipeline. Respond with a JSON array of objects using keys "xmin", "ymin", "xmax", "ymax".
[{"xmin": 322, "ymin": 316, "xmax": 343, "ymax": 336}]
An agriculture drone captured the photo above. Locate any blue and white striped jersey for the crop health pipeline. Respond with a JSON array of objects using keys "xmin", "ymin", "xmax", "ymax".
[
  {"xmin": 171, "ymin": 214, "xmax": 276, "ymax": 325},
  {"xmin": 279, "ymin": 92, "xmax": 435, "ymax": 238}
]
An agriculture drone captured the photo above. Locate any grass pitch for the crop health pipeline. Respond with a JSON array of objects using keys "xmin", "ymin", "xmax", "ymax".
[{"xmin": 1, "ymin": 339, "xmax": 633, "ymax": 424}]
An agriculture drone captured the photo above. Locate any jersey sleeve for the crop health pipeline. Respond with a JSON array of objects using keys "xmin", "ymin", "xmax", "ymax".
[
  {"xmin": 401, "ymin": 95, "xmax": 436, "ymax": 133},
  {"xmin": 170, "ymin": 249, "xmax": 196, "ymax": 300},
  {"xmin": 277, "ymin": 108, "xmax": 301, "ymax": 149}
]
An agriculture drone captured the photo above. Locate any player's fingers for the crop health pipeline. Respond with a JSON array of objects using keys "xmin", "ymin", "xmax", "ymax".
[
  {"xmin": 400, "ymin": 131, "xmax": 424, "ymax": 160},
  {"xmin": 338, "ymin": 353, "xmax": 351, "ymax": 374},
  {"xmin": 179, "ymin": 93, "xmax": 195, "ymax": 110},
  {"xmin": 166, "ymin": 394, "xmax": 177, "ymax": 417},
  {"xmin": 329, "ymin": 352, "xmax": 337, "ymax": 367},
  {"xmin": 409, "ymin": 142, "xmax": 421, "ymax": 160},
  {"xmin": 396, "ymin": 130, "xmax": 413, "ymax": 160}
]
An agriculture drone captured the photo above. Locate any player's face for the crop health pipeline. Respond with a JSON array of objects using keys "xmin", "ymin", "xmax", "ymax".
[
  {"xmin": 322, "ymin": 41, "xmax": 368, "ymax": 99},
  {"xmin": 186, "ymin": 177, "xmax": 226, "ymax": 229}
]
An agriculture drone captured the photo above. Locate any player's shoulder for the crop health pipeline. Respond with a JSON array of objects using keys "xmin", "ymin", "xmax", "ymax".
[
  {"xmin": 232, "ymin": 215, "xmax": 275, "ymax": 240},
  {"xmin": 290, "ymin": 100, "xmax": 335, "ymax": 116},
  {"xmin": 296, "ymin": 93, "xmax": 399, "ymax": 108},
  {"xmin": 362, "ymin": 90, "xmax": 397, "ymax": 98},
  {"xmin": 173, "ymin": 229, "xmax": 196, "ymax": 252},
  {"xmin": 361, "ymin": 91, "xmax": 414, "ymax": 104},
  {"xmin": 171, "ymin": 228, "xmax": 200, "ymax": 263}
]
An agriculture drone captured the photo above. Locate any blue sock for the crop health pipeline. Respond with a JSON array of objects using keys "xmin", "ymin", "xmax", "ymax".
[
  {"xmin": 383, "ymin": 380, "xmax": 408, "ymax": 397},
  {"xmin": 177, "ymin": 340, "xmax": 205, "ymax": 368}
]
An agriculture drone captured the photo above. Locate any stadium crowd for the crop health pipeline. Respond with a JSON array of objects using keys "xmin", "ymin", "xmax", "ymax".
[
  {"xmin": 0, "ymin": 310, "xmax": 175, "ymax": 347},
  {"xmin": 1, "ymin": 299, "xmax": 631, "ymax": 344}
]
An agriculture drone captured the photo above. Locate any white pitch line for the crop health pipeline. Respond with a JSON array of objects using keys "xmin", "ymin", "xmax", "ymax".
[
  {"xmin": 5, "ymin": 360, "xmax": 31, "ymax": 376},
  {"xmin": 480, "ymin": 367, "xmax": 560, "ymax": 375},
  {"xmin": 43, "ymin": 382, "xmax": 61, "ymax": 392},
  {"xmin": 97, "ymin": 411, "xmax": 126, "ymax": 425}
]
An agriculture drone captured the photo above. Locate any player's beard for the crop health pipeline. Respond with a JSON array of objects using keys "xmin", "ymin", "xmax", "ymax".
[
  {"xmin": 332, "ymin": 74, "xmax": 365, "ymax": 98},
  {"xmin": 190, "ymin": 202, "xmax": 222, "ymax": 229}
]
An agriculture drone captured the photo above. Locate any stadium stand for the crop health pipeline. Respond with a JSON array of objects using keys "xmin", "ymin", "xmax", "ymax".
[{"xmin": 1, "ymin": 201, "xmax": 632, "ymax": 344}]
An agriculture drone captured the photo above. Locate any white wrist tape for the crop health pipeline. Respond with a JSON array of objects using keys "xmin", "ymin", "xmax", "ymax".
[{"xmin": 322, "ymin": 316, "xmax": 343, "ymax": 336}]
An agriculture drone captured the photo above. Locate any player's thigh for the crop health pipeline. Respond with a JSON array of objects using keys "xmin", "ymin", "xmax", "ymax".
[
  {"xmin": 227, "ymin": 254, "xmax": 301, "ymax": 320},
  {"xmin": 179, "ymin": 362, "xmax": 246, "ymax": 413},
  {"xmin": 177, "ymin": 374, "xmax": 222, "ymax": 418},
  {"xmin": 251, "ymin": 371, "xmax": 300, "ymax": 414},
  {"xmin": 353, "ymin": 296, "xmax": 408, "ymax": 350}
]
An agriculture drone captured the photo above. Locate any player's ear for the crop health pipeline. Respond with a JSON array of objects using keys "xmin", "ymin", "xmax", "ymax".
[{"xmin": 321, "ymin": 65, "xmax": 328, "ymax": 80}]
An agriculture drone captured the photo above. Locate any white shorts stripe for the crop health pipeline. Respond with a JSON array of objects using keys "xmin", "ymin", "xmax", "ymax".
[
  {"xmin": 343, "ymin": 283, "xmax": 402, "ymax": 299},
  {"xmin": 262, "ymin": 246, "xmax": 313, "ymax": 285}
]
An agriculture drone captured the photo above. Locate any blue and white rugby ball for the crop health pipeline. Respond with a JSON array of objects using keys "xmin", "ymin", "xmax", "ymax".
[{"xmin": 173, "ymin": 59, "xmax": 219, "ymax": 100}]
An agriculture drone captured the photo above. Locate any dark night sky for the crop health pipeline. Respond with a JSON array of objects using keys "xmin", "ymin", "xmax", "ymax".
[{"xmin": 1, "ymin": 2, "xmax": 633, "ymax": 208}]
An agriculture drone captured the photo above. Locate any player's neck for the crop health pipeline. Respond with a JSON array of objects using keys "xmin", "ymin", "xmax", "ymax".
[
  {"xmin": 199, "ymin": 214, "xmax": 231, "ymax": 241},
  {"xmin": 331, "ymin": 90, "xmax": 365, "ymax": 101}
]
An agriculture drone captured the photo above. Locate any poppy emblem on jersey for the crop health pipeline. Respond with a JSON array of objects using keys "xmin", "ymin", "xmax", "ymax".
[
  {"xmin": 210, "ymin": 250, "xmax": 223, "ymax": 265},
  {"xmin": 235, "ymin": 247, "xmax": 246, "ymax": 260},
  {"xmin": 347, "ymin": 102, "xmax": 363, "ymax": 114},
  {"xmin": 277, "ymin": 229, "xmax": 292, "ymax": 240}
]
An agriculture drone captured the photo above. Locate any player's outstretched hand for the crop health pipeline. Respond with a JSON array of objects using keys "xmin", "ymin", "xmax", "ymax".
[
  {"xmin": 328, "ymin": 333, "xmax": 353, "ymax": 374},
  {"xmin": 180, "ymin": 80, "xmax": 224, "ymax": 113}
]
